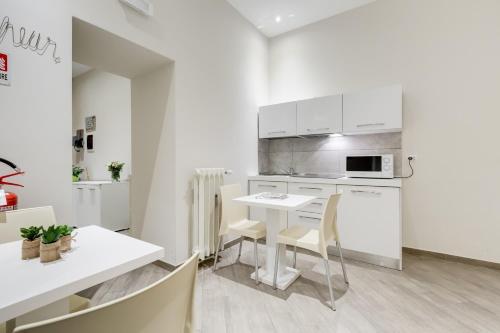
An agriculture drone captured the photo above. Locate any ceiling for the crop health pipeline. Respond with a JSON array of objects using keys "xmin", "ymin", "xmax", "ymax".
[
  {"xmin": 72, "ymin": 62, "xmax": 92, "ymax": 78},
  {"xmin": 226, "ymin": 0, "xmax": 376, "ymax": 37}
]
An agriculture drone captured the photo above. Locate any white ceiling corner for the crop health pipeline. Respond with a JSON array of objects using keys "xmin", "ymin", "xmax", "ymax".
[{"xmin": 226, "ymin": 0, "xmax": 376, "ymax": 37}]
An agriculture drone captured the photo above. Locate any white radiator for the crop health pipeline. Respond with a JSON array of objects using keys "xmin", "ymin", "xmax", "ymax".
[{"xmin": 192, "ymin": 168, "xmax": 225, "ymax": 260}]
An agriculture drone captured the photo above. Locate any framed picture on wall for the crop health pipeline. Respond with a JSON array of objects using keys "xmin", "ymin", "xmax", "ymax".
[{"xmin": 85, "ymin": 115, "xmax": 96, "ymax": 132}]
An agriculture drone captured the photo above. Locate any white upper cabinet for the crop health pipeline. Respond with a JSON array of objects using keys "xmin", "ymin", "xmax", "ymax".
[
  {"xmin": 343, "ymin": 84, "xmax": 402, "ymax": 134},
  {"xmin": 297, "ymin": 95, "xmax": 342, "ymax": 135},
  {"xmin": 259, "ymin": 102, "xmax": 297, "ymax": 138}
]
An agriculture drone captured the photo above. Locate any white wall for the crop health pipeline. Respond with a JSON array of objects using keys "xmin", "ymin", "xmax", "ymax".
[
  {"xmin": 2, "ymin": 0, "xmax": 267, "ymax": 265},
  {"xmin": 269, "ymin": 0, "xmax": 500, "ymax": 263},
  {"xmin": 72, "ymin": 70, "xmax": 132, "ymax": 180},
  {"xmin": 0, "ymin": 2, "xmax": 72, "ymax": 223}
]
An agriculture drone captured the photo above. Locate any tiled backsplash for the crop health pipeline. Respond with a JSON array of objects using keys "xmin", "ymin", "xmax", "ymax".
[{"xmin": 259, "ymin": 133, "xmax": 402, "ymax": 176}]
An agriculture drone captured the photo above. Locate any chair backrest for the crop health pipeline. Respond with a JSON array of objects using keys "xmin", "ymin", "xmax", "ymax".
[
  {"xmin": 0, "ymin": 207, "xmax": 57, "ymax": 244},
  {"xmin": 14, "ymin": 251, "xmax": 200, "ymax": 333},
  {"xmin": 219, "ymin": 184, "xmax": 247, "ymax": 235},
  {"xmin": 318, "ymin": 193, "xmax": 342, "ymax": 259}
]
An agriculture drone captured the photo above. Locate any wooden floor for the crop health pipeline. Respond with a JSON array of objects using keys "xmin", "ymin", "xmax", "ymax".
[{"xmin": 81, "ymin": 242, "xmax": 500, "ymax": 332}]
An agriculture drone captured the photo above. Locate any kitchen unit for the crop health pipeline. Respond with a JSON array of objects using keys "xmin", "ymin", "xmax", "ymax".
[
  {"xmin": 343, "ymin": 84, "xmax": 402, "ymax": 134},
  {"xmin": 258, "ymin": 84, "xmax": 402, "ymax": 138},
  {"xmin": 72, "ymin": 181, "xmax": 130, "ymax": 231},
  {"xmin": 248, "ymin": 175, "xmax": 402, "ymax": 270},
  {"xmin": 258, "ymin": 101, "xmax": 297, "ymax": 138},
  {"xmin": 297, "ymin": 94, "xmax": 342, "ymax": 135}
]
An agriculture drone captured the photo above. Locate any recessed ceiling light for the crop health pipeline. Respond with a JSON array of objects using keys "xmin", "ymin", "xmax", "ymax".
[
  {"xmin": 257, "ymin": 25, "xmax": 264, "ymax": 29},
  {"xmin": 288, "ymin": 14, "xmax": 295, "ymax": 18},
  {"xmin": 275, "ymin": 16, "xmax": 281, "ymax": 23}
]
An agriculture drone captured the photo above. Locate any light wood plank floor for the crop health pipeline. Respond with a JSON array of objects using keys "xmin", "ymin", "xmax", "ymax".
[{"xmin": 80, "ymin": 242, "xmax": 500, "ymax": 332}]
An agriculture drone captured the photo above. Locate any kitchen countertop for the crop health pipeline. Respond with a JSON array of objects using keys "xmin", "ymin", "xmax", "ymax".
[
  {"xmin": 248, "ymin": 175, "xmax": 402, "ymax": 188},
  {"xmin": 72, "ymin": 180, "xmax": 113, "ymax": 185}
]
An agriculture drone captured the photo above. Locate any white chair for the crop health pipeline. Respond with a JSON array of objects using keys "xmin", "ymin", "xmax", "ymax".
[
  {"xmin": 273, "ymin": 193, "xmax": 348, "ymax": 310},
  {"xmin": 13, "ymin": 251, "xmax": 199, "ymax": 333},
  {"xmin": 0, "ymin": 207, "xmax": 58, "ymax": 244},
  {"xmin": 213, "ymin": 184, "xmax": 266, "ymax": 285},
  {"xmin": 0, "ymin": 207, "xmax": 90, "ymax": 332}
]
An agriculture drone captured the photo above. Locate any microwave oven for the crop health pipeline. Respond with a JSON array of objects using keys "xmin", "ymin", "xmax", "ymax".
[{"xmin": 346, "ymin": 154, "xmax": 394, "ymax": 178}]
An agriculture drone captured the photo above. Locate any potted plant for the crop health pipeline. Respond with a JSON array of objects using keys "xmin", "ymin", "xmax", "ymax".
[
  {"xmin": 40, "ymin": 225, "xmax": 62, "ymax": 263},
  {"xmin": 73, "ymin": 165, "xmax": 84, "ymax": 182},
  {"xmin": 20, "ymin": 226, "xmax": 42, "ymax": 259},
  {"xmin": 58, "ymin": 225, "xmax": 74, "ymax": 252},
  {"xmin": 107, "ymin": 161, "xmax": 125, "ymax": 182}
]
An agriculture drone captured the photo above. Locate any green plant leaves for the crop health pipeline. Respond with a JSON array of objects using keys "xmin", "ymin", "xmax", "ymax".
[
  {"xmin": 20, "ymin": 226, "xmax": 42, "ymax": 241},
  {"xmin": 58, "ymin": 224, "xmax": 73, "ymax": 237},
  {"xmin": 41, "ymin": 225, "xmax": 62, "ymax": 244}
]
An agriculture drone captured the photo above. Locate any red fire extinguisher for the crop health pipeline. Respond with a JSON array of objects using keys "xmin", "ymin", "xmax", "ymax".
[{"xmin": 0, "ymin": 158, "xmax": 24, "ymax": 212}]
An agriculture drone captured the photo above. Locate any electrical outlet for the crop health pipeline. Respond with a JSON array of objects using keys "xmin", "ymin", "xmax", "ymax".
[{"xmin": 408, "ymin": 154, "xmax": 417, "ymax": 161}]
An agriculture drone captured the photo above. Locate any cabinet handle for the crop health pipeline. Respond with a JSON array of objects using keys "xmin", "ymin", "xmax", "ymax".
[
  {"xmin": 268, "ymin": 131, "xmax": 286, "ymax": 135},
  {"xmin": 89, "ymin": 188, "xmax": 96, "ymax": 191},
  {"xmin": 306, "ymin": 127, "xmax": 330, "ymax": 132},
  {"xmin": 258, "ymin": 184, "xmax": 277, "ymax": 188},
  {"xmin": 351, "ymin": 189, "xmax": 382, "ymax": 195},
  {"xmin": 310, "ymin": 202, "xmax": 323, "ymax": 206},
  {"xmin": 76, "ymin": 188, "xmax": 84, "ymax": 190},
  {"xmin": 298, "ymin": 187, "xmax": 323, "ymax": 191},
  {"xmin": 356, "ymin": 123, "xmax": 385, "ymax": 128},
  {"xmin": 298, "ymin": 215, "xmax": 321, "ymax": 221}
]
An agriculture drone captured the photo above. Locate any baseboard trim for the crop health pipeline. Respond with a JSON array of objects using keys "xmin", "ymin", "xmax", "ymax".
[
  {"xmin": 403, "ymin": 247, "xmax": 500, "ymax": 270},
  {"xmin": 327, "ymin": 246, "xmax": 401, "ymax": 270}
]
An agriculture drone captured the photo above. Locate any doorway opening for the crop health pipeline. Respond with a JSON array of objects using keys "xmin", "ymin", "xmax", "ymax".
[{"xmin": 72, "ymin": 17, "xmax": 173, "ymax": 238}]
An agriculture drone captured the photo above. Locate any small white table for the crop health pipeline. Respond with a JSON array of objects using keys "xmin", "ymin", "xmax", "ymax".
[
  {"xmin": 0, "ymin": 225, "xmax": 164, "ymax": 329},
  {"xmin": 233, "ymin": 193, "xmax": 316, "ymax": 290}
]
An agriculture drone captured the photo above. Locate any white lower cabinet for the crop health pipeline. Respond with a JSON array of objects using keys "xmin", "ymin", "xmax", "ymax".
[
  {"xmin": 337, "ymin": 185, "xmax": 401, "ymax": 262},
  {"xmin": 72, "ymin": 182, "xmax": 130, "ymax": 231},
  {"xmin": 249, "ymin": 181, "xmax": 287, "ymax": 222},
  {"xmin": 248, "ymin": 179, "xmax": 402, "ymax": 269}
]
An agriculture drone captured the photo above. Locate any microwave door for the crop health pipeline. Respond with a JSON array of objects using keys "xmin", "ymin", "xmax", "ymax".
[{"xmin": 347, "ymin": 156, "xmax": 382, "ymax": 172}]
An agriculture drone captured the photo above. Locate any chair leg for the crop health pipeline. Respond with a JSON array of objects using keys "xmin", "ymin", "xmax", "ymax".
[
  {"xmin": 323, "ymin": 259, "xmax": 336, "ymax": 311},
  {"xmin": 293, "ymin": 246, "xmax": 297, "ymax": 269},
  {"xmin": 213, "ymin": 235, "xmax": 222, "ymax": 272},
  {"xmin": 337, "ymin": 241, "xmax": 349, "ymax": 285},
  {"xmin": 273, "ymin": 244, "xmax": 280, "ymax": 289},
  {"xmin": 254, "ymin": 239, "xmax": 260, "ymax": 285},
  {"xmin": 236, "ymin": 237, "xmax": 243, "ymax": 263}
]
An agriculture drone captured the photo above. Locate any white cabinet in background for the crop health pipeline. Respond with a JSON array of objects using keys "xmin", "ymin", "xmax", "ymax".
[
  {"xmin": 72, "ymin": 181, "xmax": 130, "ymax": 231},
  {"xmin": 336, "ymin": 185, "xmax": 401, "ymax": 266},
  {"xmin": 297, "ymin": 95, "xmax": 342, "ymax": 135},
  {"xmin": 343, "ymin": 84, "xmax": 402, "ymax": 134},
  {"xmin": 248, "ymin": 181, "xmax": 287, "ymax": 222},
  {"xmin": 258, "ymin": 102, "xmax": 297, "ymax": 138}
]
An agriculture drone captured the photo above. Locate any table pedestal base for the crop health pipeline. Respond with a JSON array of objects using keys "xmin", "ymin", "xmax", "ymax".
[{"xmin": 251, "ymin": 266, "xmax": 301, "ymax": 290}]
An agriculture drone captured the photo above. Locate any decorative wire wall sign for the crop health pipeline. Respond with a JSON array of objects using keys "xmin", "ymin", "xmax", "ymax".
[{"xmin": 0, "ymin": 16, "xmax": 61, "ymax": 64}]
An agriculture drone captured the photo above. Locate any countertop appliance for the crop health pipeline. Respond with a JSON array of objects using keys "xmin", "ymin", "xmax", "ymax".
[{"xmin": 346, "ymin": 154, "xmax": 394, "ymax": 179}]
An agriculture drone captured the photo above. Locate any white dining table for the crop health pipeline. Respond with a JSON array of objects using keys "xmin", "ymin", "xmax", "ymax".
[
  {"xmin": 0, "ymin": 225, "xmax": 164, "ymax": 331},
  {"xmin": 233, "ymin": 193, "xmax": 316, "ymax": 290}
]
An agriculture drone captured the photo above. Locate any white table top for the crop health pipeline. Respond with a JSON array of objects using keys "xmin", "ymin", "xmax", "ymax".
[
  {"xmin": 0, "ymin": 225, "xmax": 164, "ymax": 322},
  {"xmin": 233, "ymin": 193, "xmax": 316, "ymax": 211}
]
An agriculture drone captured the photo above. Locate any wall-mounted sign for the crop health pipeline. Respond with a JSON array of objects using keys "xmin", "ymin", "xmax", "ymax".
[
  {"xmin": 85, "ymin": 115, "xmax": 96, "ymax": 132},
  {"xmin": 0, "ymin": 52, "xmax": 10, "ymax": 86}
]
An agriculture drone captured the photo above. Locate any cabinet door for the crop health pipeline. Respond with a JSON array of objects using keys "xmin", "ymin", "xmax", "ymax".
[
  {"xmin": 343, "ymin": 85, "xmax": 402, "ymax": 134},
  {"xmin": 248, "ymin": 181, "xmax": 287, "ymax": 222},
  {"xmin": 259, "ymin": 102, "xmax": 297, "ymax": 138},
  {"xmin": 288, "ymin": 211, "xmax": 321, "ymax": 229},
  {"xmin": 73, "ymin": 185, "xmax": 101, "ymax": 227},
  {"xmin": 297, "ymin": 95, "xmax": 342, "ymax": 135},
  {"xmin": 337, "ymin": 185, "xmax": 401, "ymax": 260}
]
